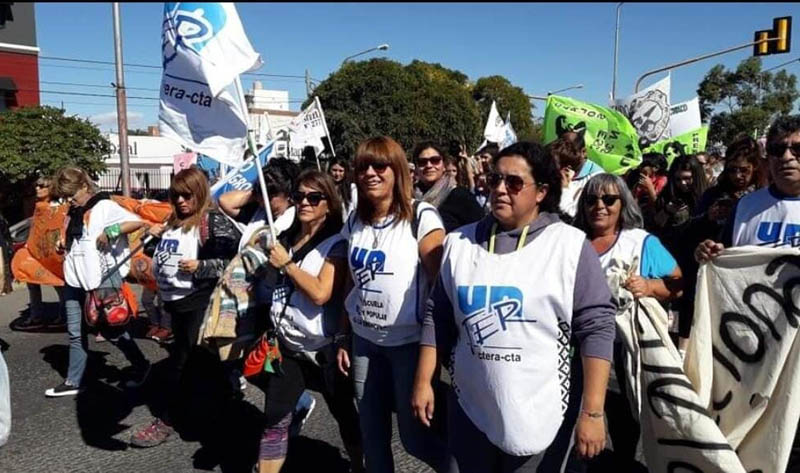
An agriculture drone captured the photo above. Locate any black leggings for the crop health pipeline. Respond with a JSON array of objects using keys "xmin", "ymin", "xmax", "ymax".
[{"xmin": 252, "ymin": 345, "xmax": 361, "ymax": 449}]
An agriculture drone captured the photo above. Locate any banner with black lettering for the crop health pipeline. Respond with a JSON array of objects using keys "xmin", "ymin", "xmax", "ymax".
[
  {"xmin": 607, "ymin": 259, "xmax": 745, "ymax": 473},
  {"xmin": 686, "ymin": 246, "xmax": 800, "ymax": 473}
]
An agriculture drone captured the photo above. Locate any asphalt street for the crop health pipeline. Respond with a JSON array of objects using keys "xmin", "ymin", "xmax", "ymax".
[{"xmin": 0, "ymin": 284, "xmax": 433, "ymax": 473}]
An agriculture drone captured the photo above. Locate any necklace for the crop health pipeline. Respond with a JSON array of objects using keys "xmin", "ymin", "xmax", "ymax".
[{"xmin": 369, "ymin": 224, "xmax": 383, "ymax": 249}]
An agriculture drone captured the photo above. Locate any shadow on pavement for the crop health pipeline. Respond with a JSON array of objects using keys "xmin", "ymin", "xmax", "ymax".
[{"xmin": 283, "ymin": 436, "xmax": 352, "ymax": 473}]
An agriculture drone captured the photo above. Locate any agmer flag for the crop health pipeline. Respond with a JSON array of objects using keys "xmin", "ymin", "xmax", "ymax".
[
  {"xmin": 499, "ymin": 112, "xmax": 517, "ymax": 149},
  {"xmin": 644, "ymin": 126, "xmax": 709, "ymax": 165},
  {"xmin": 544, "ymin": 95, "xmax": 641, "ymax": 175},
  {"xmin": 159, "ymin": 3, "xmax": 262, "ymax": 167},
  {"xmin": 210, "ymin": 140, "xmax": 275, "ymax": 200}
]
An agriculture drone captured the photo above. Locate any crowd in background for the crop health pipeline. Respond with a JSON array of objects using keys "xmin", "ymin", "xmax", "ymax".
[{"xmin": 2, "ymin": 114, "xmax": 800, "ymax": 473}]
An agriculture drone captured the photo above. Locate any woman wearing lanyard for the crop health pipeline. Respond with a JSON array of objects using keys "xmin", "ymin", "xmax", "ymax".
[
  {"xmin": 130, "ymin": 167, "xmax": 241, "ymax": 448},
  {"xmin": 254, "ymin": 170, "xmax": 363, "ymax": 473},
  {"xmin": 413, "ymin": 142, "xmax": 616, "ymax": 472},
  {"xmin": 573, "ymin": 172, "xmax": 682, "ymax": 471},
  {"xmin": 336, "ymin": 136, "xmax": 455, "ymax": 473}
]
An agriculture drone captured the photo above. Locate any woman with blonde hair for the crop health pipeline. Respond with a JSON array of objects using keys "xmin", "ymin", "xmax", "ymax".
[
  {"xmin": 45, "ymin": 166, "xmax": 150, "ymax": 397},
  {"xmin": 130, "ymin": 166, "xmax": 241, "ymax": 448},
  {"xmin": 336, "ymin": 136, "xmax": 455, "ymax": 473}
]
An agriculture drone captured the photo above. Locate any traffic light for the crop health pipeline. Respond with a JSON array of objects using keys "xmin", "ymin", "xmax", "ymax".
[{"xmin": 754, "ymin": 16, "xmax": 792, "ymax": 56}]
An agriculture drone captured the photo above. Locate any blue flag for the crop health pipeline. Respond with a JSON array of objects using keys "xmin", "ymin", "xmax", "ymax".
[{"xmin": 210, "ymin": 141, "xmax": 274, "ymax": 200}]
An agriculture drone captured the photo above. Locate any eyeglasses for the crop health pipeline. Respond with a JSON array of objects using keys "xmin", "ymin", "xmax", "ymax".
[
  {"xmin": 356, "ymin": 161, "xmax": 390, "ymax": 174},
  {"xmin": 586, "ymin": 194, "xmax": 621, "ymax": 207},
  {"xmin": 487, "ymin": 172, "xmax": 532, "ymax": 193},
  {"xmin": 416, "ymin": 156, "xmax": 443, "ymax": 167},
  {"xmin": 767, "ymin": 142, "xmax": 800, "ymax": 160},
  {"xmin": 290, "ymin": 191, "xmax": 327, "ymax": 206}
]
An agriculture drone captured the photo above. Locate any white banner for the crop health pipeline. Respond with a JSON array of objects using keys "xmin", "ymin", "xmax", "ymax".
[
  {"xmin": 613, "ymin": 75, "xmax": 671, "ymax": 149},
  {"xmin": 666, "ymin": 97, "xmax": 702, "ymax": 139},
  {"xmin": 159, "ymin": 2, "xmax": 263, "ymax": 167},
  {"xmin": 483, "ymin": 100, "xmax": 505, "ymax": 143},
  {"xmin": 606, "ymin": 258, "xmax": 745, "ymax": 473},
  {"xmin": 686, "ymin": 246, "xmax": 800, "ymax": 473},
  {"xmin": 288, "ymin": 96, "xmax": 330, "ymax": 158}
]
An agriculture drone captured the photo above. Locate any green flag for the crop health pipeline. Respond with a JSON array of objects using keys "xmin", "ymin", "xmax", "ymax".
[
  {"xmin": 544, "ymin": 95, "xmax": 642, "ymax": 175},
  {"xmin": 643, "ymin": 126, "xmax": 709, "ymax": 166}
]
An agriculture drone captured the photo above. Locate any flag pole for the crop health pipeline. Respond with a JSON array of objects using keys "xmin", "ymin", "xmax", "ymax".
[
  {"xmin": 234, "ymin": 77, "xmax": 277, "ymax": 243},
  {"xmin": 315, "ymin": 96, "xmax": 336, "ymax": 158}
]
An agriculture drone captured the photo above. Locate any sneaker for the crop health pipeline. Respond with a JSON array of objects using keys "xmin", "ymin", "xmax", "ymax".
[
  {"xmin": 45, "ymin": 382, "xmax": 81, "ymax": 397},
  {"xmin": 46, "ymin": 315, "xmax": 67, "ymax": 328},
  {"xmin": 151, "ymin": 327, "xmax": 173, "ymax": 344},
  {"xmin": 239, "ymin": 375, "xmax": 247, "ymax": 391},
  {"xmin": 123, "ymin": 361, "xmax": 151, "ymax": 389},
  {"xmin": 129, "ymin": 418, "xmax": 174, "ymax": 448},
  {"xmin": 289, "ymin": 393, "xmax": 316, "ymax": 437},
  {"xmin": 95, "ymin": 333, "xmax": 107, "ymax": 343},
  {"xmin": 145, "ymin": 325, "xmax": 161, "ymax": 340},
  {"xmin": 12, "ymin": 315, "xmax": 46, "ymax": 331}
]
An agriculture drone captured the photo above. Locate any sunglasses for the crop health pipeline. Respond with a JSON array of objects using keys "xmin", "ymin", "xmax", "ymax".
[
  {"xmin": 172, "ymin": 191, "xmax": 193, "ymax": 200},
  {"xmin": 767, "ymin": 142, "xmax": 800, "ymax": 159},
  {"xmin": 356, "ymin": 161, "xmax": 390, "ymax": 174},
  {"xmin": 487, "ymin": 172, "xmax": 532, "ymax": 193},
  {"xmin": 416, "ymin": 156, "xmax": 443, "ymax": 167},
  {"xmin": 290, "ymin": 190, "xmax": 327, "ymax": 206},
  {"xmin": 586, "ymin": 194, "xmax": 621, "ymax": 207}
]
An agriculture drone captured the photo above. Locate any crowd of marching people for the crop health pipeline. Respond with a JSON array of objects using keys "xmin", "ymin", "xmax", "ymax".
[{"xmin": 2, "ymin": 113, "xmax": 800, "ymax": 472}]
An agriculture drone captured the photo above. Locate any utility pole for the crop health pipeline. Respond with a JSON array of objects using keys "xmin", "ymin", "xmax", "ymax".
[
  {"xmin": 305, "ymin": 68, "xmax": 312, "ymax": 99},
  {"xmin": 112, "ymin": 2, "xmax": 131, "ymax": 196},
  {"xmin": 611, "ymin": 3, "xmax": 624, "ymax": 101}
]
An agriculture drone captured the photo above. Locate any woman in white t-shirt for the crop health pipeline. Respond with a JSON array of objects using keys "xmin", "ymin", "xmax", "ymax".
[
  {"xmin": 252, "ymin": 170, "xmax": 362, "ymax": 473},
  {"xmin": 336, "ymin": 136, "xmax": 455, "ymax": 473},
  {"xmin": 45, "ymin": 167, "xmax": 150, "ymax": 398},
  {"xmin": 129, "ymin": 167, "xmax": 241, "ymax": 448}
]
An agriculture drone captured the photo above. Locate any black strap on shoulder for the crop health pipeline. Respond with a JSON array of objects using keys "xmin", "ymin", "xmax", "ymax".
[{"xmin": 411, "ymin": 200, "xmax": 422, "ymax": 240}]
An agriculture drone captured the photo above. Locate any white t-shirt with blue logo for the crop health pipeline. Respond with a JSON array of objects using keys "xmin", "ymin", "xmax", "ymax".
[
  {"xmin": 341, "ymin": 201, "xmax": 444, "ymax": 346},
  {"xmin": 153, "ymin": 226, "xmax": 199, "ymax": 302},
  {"xmin": 731, "ymin": 186, "xmax": 800, "ymax": 247},
  {"xmin": 439, "ymin": 220, "xmax": 585, "ymax": 455}
]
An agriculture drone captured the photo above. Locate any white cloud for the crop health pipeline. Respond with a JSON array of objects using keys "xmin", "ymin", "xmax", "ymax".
[{"xmin": 88, "ymin": 110, "xmax": 144, "ymax": 128}]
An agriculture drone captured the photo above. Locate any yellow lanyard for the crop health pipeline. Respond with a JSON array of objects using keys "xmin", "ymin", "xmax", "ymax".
[{"xmin": 488, "ymin": 223, "xmax": 529, "ymax": 254}]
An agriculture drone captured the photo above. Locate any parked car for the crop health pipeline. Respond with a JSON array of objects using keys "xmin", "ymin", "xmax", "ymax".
[{"xmin": 9, "ymin": 217, "xmax": 31, "ymax": 256}]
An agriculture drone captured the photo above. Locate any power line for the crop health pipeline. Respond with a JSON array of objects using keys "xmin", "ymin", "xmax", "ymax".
[
  {"xmin": 39, "ymin": 54, "xmax": 317, "ymax": 80},
  {"xmin": 41, "ymin": 80, "xmax": 158, "ymax": 92}
]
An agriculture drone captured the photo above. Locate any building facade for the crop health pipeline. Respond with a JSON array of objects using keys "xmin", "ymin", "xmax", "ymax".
[{"xmin": 0, "ymin": 3, "xmax": 39, "ymax": 110}]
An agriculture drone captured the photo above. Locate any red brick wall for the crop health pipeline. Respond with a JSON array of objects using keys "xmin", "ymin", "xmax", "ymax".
[{"xmin": 0, "ymin": 51, "xmax": 39, "ymax": 107}]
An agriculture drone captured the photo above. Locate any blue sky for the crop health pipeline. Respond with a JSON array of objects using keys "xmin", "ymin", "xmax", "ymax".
[{"xmin": 35, "ymin": 2, "xmax": 800, "ymax": 132}]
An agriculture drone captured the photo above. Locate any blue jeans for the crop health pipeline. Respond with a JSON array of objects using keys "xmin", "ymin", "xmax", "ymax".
[
  {"xmin": 64, "ymin": 284, "xmax": 148, "ymax": 386},
  {"xmin": 352, "ymin": 335, "xmax": 456, "ymax": 473}
]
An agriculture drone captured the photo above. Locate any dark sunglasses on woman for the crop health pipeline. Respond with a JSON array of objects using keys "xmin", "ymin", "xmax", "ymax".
[
  {"xmin": 487, "ymin": 172, "xmax": 529, "ymax": 193},
  {"xmin": 585, "ymin": 194, "xmax": 621, "ymax": 207},
  {"xmin": 416, "ymin": 156, "xmax": 443, "ymax": 167},
  {"xmin": 355, "ymin": 161, "xmax": 390, "ymax": 174},
  {"xmin": 290, "ymin": 191, "xmax": 327, "ymax": 206}
]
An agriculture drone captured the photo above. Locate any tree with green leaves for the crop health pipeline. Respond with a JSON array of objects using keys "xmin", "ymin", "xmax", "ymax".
[
  {"xmin": 306, "ymin": 58, "xmax": 534, "ymax": 158},
  {"xmin": 697, "ymin": 56, "xmax": 799, "ymax": 146},
  {"xmin": 0, "ymin": 105, "xmax": 109, "ymax": 219},
  {"xmin": 472, "ymin": 75, "xmax": 536, "ymax": 140}
]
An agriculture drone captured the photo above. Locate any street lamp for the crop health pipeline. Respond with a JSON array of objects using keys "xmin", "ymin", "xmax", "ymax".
[
  {"xmin": 548, "ymin": 83, "xmax": 584, "ymax": 96},
  {"xmin": 341, "ymin": 43, "xmax": 390, "ymax": 66},
  {"xmin": 611, "ymin": 3, "xmax": 624, "ymax": 102},
  {"xmin": 527, "ymin": 83, "xmax": 585, "ymax": 101}
]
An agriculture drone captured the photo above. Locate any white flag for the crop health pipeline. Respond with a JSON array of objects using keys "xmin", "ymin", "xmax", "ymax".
[
  {"xmin": 483, "ymin": 100, "xmax": 505, "ymax": 143},
  {"xmin": 667, "ymin": 97, "xmax": 702, "ymax": 138},
  {"xmin": 499, "ymin": 112, "xmax": 517, "ymax": 149},
  {"xmin": 612, "ymin": 75, "xmax": 671, "ymax": 149},
  {"xmin": 288, "ymin": 96, "xmax": 330, "ymax": 158},
  {"xmin": 159, "ymin": 2, "xmax": 263, "ymax": 167}
]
